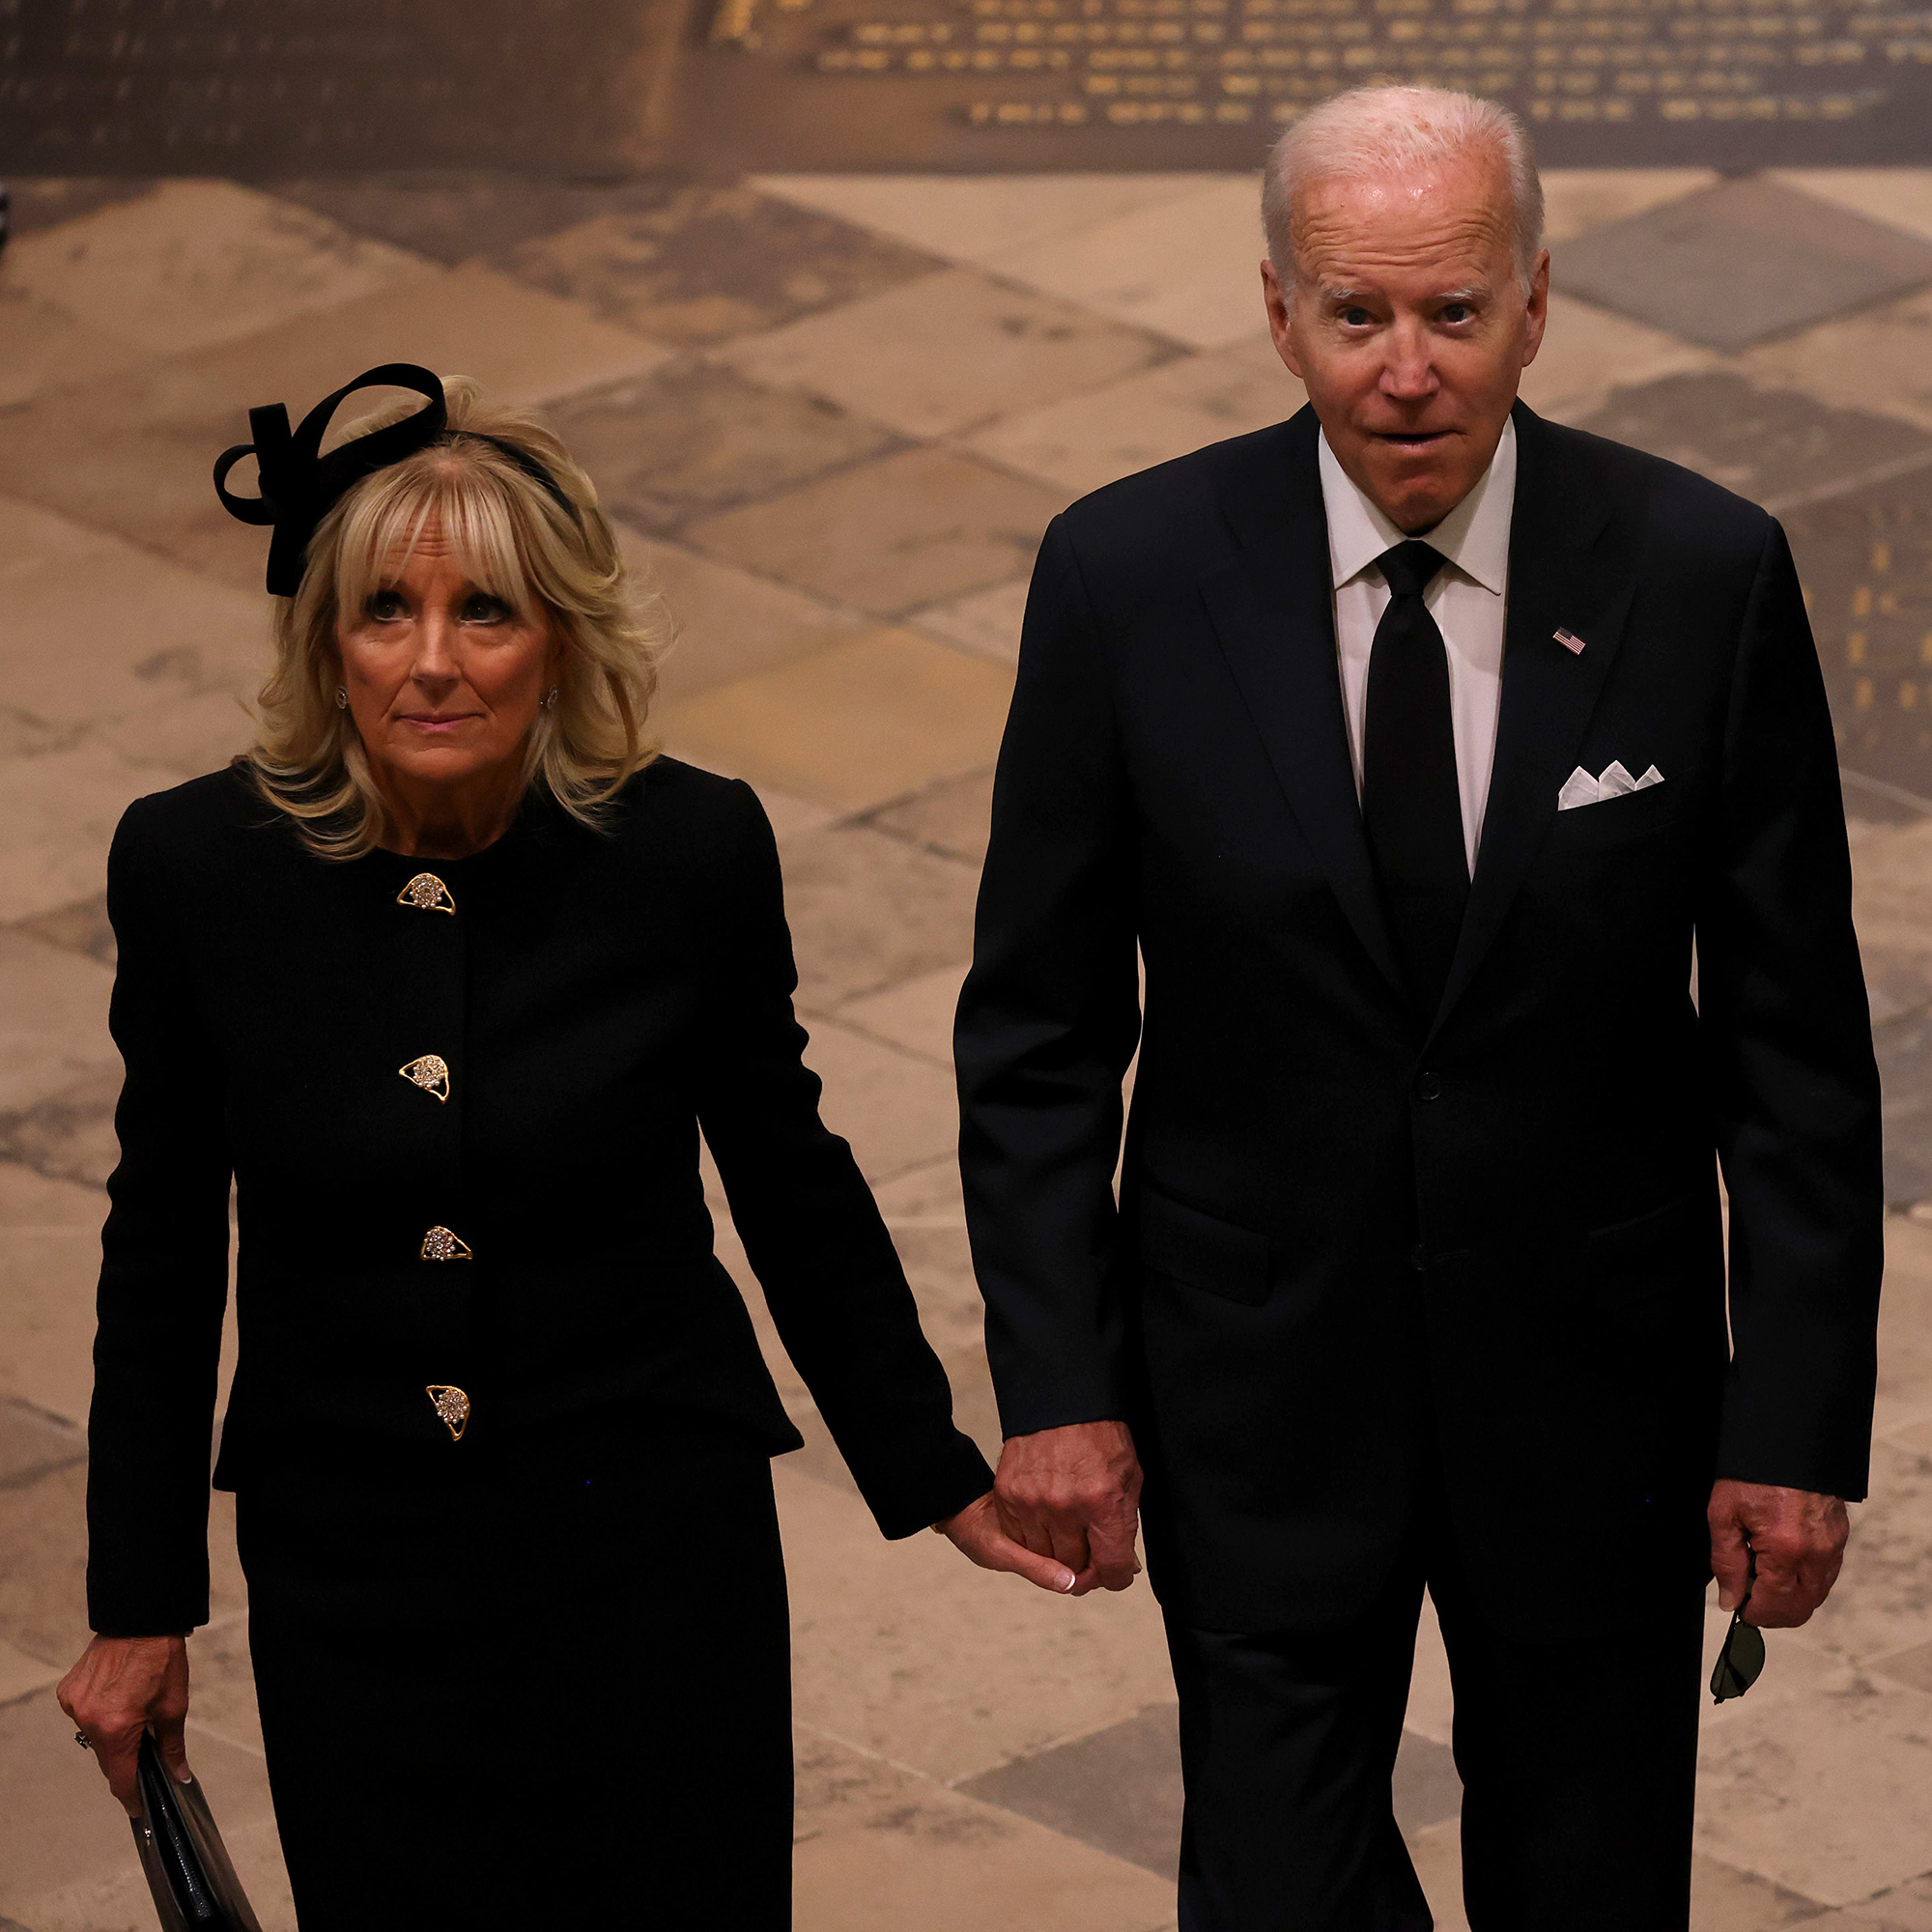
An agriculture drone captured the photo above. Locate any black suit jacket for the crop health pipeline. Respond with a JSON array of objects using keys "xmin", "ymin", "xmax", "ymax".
[
  {"xmin": 88, "ymin": 759, "xmax": 990, "ymax": 1636},
  {"xmin": 956, "ymin": 402, "xmax": 1883, "ymax": 1639}
]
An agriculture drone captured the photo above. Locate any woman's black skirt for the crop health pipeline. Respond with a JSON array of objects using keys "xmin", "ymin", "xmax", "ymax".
[{"xmin": 236, "ymin": 1408, "xmax": 791, "ymax": 1930}]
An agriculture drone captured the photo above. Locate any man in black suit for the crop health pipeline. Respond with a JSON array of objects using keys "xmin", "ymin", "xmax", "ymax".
[{"xmin": 953, "ymin": 83, "xmax": 1883, "ymax": 1929}]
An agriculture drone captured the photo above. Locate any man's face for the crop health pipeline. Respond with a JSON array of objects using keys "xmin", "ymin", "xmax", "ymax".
[{"xmin": 1263, "ymin": 153, "xmax": 1548, "ymax": 534}]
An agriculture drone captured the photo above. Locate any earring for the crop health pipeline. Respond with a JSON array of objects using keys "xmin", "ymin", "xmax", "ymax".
[
  {"xmin": 541, "ymin": 686, "xmax": 559, "ymax": 711},
  {"xmin": 334, "ymin": 687, "xmax": 349, "ymax": 710}
]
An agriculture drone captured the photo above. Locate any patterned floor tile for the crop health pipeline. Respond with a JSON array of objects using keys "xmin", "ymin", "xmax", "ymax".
[
  {"xmin": 792, "ymin": 1725, "xmax": 1174, "ymax": 1932},
  {"xmin": 0, "ymin": 272, "xmax": 676, "ymax": 589},
  {"xmin": 1772, "ymin": 173, "xmax": 1932, "ymax": 250},
  {"xmin": 1869, "ymin": 1222, "xmax": 1932, "ymax": 1439},
  {"xmin": 1695, "ymin": 1674, "xmax": 1932, "ymax": 1906},
  {"xmin": 899, "ymin": 1230, "xmax": 991, "ymax": 1369},
  {"xmin": 0, "ymin": 930, "xmax": 113, "ymax": 1118},
  {"xmin": 958, "ymin": 1703, "xmax": 1183, "ymax": 1877},
  {"xmin": 836, "ymin": 959, "xmax": 968, "ymax": 1066},
  {"xmin": 777, "ymin": 1460, "xmax": 1176, "ymax": 1785},
  {"xmin": 0, "ymin": 1177, "xmax": 107, "ymax": 1429},
  {"xmin": 911, "ymin": 578, "xmax": 1031, "ymax": 665},
  {"xmin": 718, "ymin": 267, "xmax": 1174, "ymax": 440},
  {"xmin": 1829, "ymin": 1873, "xmax": 1932, "ymax": 1930},
  {"xmin": 504, "ymin": 184, "xmax": 948, "ymax": 347},
  {"xmin": 1391, "ymin": 1729, "xmax": 1463, "ymax": 1837},
  {"xmin": 1517, "ymin": 292, "xmax": 1713, "ymax": 423},
  {"xmin": 1540, "ymin": 168, "xmax": 1721, "ymax": 244},
  {"xmin": 800, "ymin": 1013, "xmax": 961, "ymax": 1184},
  {"xmin": 966, "ymin": 331, "xmax": 1297, "ymax": 497},
  {"xmin": 1777, "ymin": 457, "xmax": 1932, "ymax": 807},
  {"xmin": 0, "ymin": 283, "xmax": 154, "ymax": 410},
  {"xmin": 959, "ymin": 1704, "xmax": 1461, "ymax": 1881},
  {"xmin": 270, "ymin": 172, "xmax": 681, "ymax": 268},
  {"xmin": 862, "ymin": 768, "xmax": 997, "ymax": 867},
  {"xmin": 871, "ymin": 1155, "xmax": 968, "ymax": 1227},
  {"xmin": 0, "ymin": 1158, "xmax": 104, "ymax": 1233},
  {"xmin": 617, "ymin": 526, "xmax": 862, "ymax": 704},
  {"xmin": 1408, "ymin": 1818, "xmax": 1471, "ymax": 1931},
  {"xmin": 3, "ymin": 180, "xmax": 438, "ymax": 357},
  {"xmin": 1878, "ymin": 1011, "xmax": 1932, "ymax": 1208},
  {"xmin": 99, "ymin": 690, "xmax": 261, "ymax": 784},
  {"xmin": 1570, "ymin": 372, "xmax": 1932, "ymax": 509},
  {"xmin": 1550, "ymin": 178, "xmax": 1932, "ymax": 354},
  {"xmin": 198, "ymin": 258, "xmax": 677, "ymax": 408},
  {"xmin": 1868, "ymin": 1637, "xmax": 1932, "ymax": 1693},
  {"xmin": 0, "ymin": 1458, "xmax": 91, "ymax": 1669},
  {"xmin": 983, "ymin": 179, "xmax": 1269, "ymax": 351},
  {"xmin": 770, "ymin": 821, "xmax": 982, "ymax": 1010},
  {"xmin": 1405, "ymin": 1591, "xmax": 1456, "ymax": 1746},
  {"xmin": 0, "ymin": 1065, "xmax": 122, "ymax": 1193},
  {"xmin": 686, "ymin": 444, "xmax": 1068, "ymax": 616},
  {"xmin": 0, "ymin": 743, "xmax": 159, "ymax": 925},
  {"xmin": 1746, "ymin": 288, "xmax": 1932, "ymax": 436},
  {"xmin": 1688, "ymin": 1857, "xmax": 1833, "ymax": 1930},
  {"xmin": 0, "ymin": 1397, "xmax": 83, "ymax": 1488},
  {"xmin": 0, "ymin": 1632, "xmax": 61, "ymax": 1705},
  {"xmin": 0, "ymin": 497, "xmax": 267, "ymax": 730},
  {"xmin": 554, "ymin": 362, "xmax": 903, "ymax": 538},
  {"xmin": 663, "ymin": 628, "xmax": 1013, "ymax": 813},
  {"xmin": 752, "ymin": 173, "xmax": 1233, "ymax": 270}
]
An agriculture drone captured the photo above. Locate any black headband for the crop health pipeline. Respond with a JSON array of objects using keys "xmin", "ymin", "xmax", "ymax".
[{"xmin": 213, "ymin": 362, "xmax": 580, "ymax": 597}]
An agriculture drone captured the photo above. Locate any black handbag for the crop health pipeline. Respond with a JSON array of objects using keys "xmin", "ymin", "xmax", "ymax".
[{"xmin": 130, "ymin": 1730, "xmax": 265, "ymax": 1932}]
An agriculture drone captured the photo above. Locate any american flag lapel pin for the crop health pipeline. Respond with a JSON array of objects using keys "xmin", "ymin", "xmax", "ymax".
[{"xmin": 1554, "ymin": 627, "xmax": 1586, "ymax": 656}]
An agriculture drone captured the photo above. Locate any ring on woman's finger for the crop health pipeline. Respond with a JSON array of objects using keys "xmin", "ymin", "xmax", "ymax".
[{"xmin": 74, "ymin": 1730, "xmax": 93, "ymax": 1750}]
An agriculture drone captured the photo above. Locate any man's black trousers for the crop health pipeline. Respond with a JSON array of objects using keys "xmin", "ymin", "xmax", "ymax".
[{"xmin": 1162, "ymin": 1498, "xmax": 1706, "ymax": 1931}]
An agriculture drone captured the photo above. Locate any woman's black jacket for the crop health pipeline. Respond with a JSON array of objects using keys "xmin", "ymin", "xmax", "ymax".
[{"xmin": 85, "ymin": 758, "xmax": 992, "ymax": 1636}]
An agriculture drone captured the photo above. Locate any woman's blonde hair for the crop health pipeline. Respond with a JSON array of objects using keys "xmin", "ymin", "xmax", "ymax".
[{"xmin": 246, "ymin": 375, "xmax": 668, "ymax": 859}]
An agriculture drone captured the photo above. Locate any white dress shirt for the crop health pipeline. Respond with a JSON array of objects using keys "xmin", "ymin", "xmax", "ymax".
[{"xmin": 1319, "ymin": 419, "xmax": 1516, "ymax": 875}]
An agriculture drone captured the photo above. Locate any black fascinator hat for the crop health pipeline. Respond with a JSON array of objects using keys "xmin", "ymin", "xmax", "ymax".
[{"xmin": 213, "ymin": 362, "xmax": 580, "ymax": 597}]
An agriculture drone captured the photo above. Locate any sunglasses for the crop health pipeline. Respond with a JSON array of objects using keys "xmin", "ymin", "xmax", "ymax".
[{"xmin": 1710, "ymin": 1545, "xmax": 1767, "ymax": 1704}]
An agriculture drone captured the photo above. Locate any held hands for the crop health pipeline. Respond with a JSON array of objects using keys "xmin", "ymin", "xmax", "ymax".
[
  {"xmin": 938, "ymin": 1420, "xmax": 1145, "ymax": 1598},
  {"xmin": 57, "ymin": 1634, "xmax": 191, "ymax": 1816},
  {"xmin": 1708, "ymin": 1479, "xmax": 1850, "ymax": 1628}
]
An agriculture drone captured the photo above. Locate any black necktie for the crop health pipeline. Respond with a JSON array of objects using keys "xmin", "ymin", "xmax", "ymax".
[{"xmin": 1363, "ymin": 540, "xmax": 1467, "ymax": 1022}]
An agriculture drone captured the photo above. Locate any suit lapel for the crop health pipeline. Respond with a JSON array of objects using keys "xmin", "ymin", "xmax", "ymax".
[
  {"xmin": 1427, "ymin": 404, "xmax": 1638, "ymax": 1038},
  {"xmin": 1200, "ymin": 409, "xmax": 1406, "ymax": 999}
]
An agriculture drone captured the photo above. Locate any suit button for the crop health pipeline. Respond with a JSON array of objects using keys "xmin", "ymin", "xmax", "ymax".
[
  {"xmin": 399, "ymin": 1053, "xmax": 451, "ymax": 1102},
  {"xmin": 427, "ymin": 1384, "xmax": 470, "ymax": 1441},
  {"xmin": 1414, "ymin": 1069, "xmax": 1443, "ymax": 1102},
  {"xmin": 1408, "ymin": 1244, "xmax": 1428, "ymax": 1273}
]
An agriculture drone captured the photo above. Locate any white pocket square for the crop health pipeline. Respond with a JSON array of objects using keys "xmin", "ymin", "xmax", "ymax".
[{"xmin": 1558, "ymin": 761, "xmax": 1663, "ymax": 810}]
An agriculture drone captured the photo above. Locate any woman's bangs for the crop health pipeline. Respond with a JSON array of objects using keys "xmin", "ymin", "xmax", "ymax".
[{"xmin": 333, "ymin": 460, "xmax": 539, "ymax": 620}]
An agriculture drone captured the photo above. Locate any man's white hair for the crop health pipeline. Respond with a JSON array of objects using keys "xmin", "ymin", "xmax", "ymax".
[{"xmin": 1262, "ymin": 85, "xmax": 1545, "ymax": 291}]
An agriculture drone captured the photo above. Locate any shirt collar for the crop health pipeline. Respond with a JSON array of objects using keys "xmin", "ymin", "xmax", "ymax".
[{"xmin": 1318, "ymin": 416, "xmax": 1516, "ymax": 598}]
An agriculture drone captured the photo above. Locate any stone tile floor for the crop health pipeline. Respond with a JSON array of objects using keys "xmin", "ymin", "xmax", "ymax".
[{"xmin": 3, "ymin": 167, "xmax": 1932, "ymax": 1927}]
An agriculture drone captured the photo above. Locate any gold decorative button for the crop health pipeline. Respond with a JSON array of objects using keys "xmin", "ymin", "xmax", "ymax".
[
  {"xmin": 397, "ymin": 872, "xmax": 456, "ymax": 915},
  {"xmin": 399, "ymin": 1054, "xmax": 450, "ymax": 1102},
  {"xmin": 420, "ymin": 1225, "xmax": 472, "ymax": 1262},
  {"xmin": 426, "ymin": 1384, "xmax": 470, "ymax": 1441}
]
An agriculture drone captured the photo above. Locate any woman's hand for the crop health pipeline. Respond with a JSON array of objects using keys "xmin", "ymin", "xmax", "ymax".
[
  {"xmin": 934, "ymin": 1491, "xmax": 1086, "ymax": 1595},
  {"xmin": 57, "ymin": 1634, "xmax": 190, "ymax": 1816}
]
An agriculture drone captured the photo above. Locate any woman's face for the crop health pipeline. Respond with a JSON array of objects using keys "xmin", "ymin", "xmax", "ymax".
[{"xmin": 335, "ymin": 516, "xmax": 558, "ymax": 798}]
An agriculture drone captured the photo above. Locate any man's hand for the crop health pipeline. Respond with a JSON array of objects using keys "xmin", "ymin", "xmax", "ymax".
[
  {"xmin": 1708, "ymin": 1479, "xmax": 1849, "ymax": 1628},
  {"xmin": 57, "ymin": 1634, "xmax": 190, "ymax": 1816},
  {"xmin": 994, "ymin": 1420, "xmax": 1144, "ymax": 1596}
]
